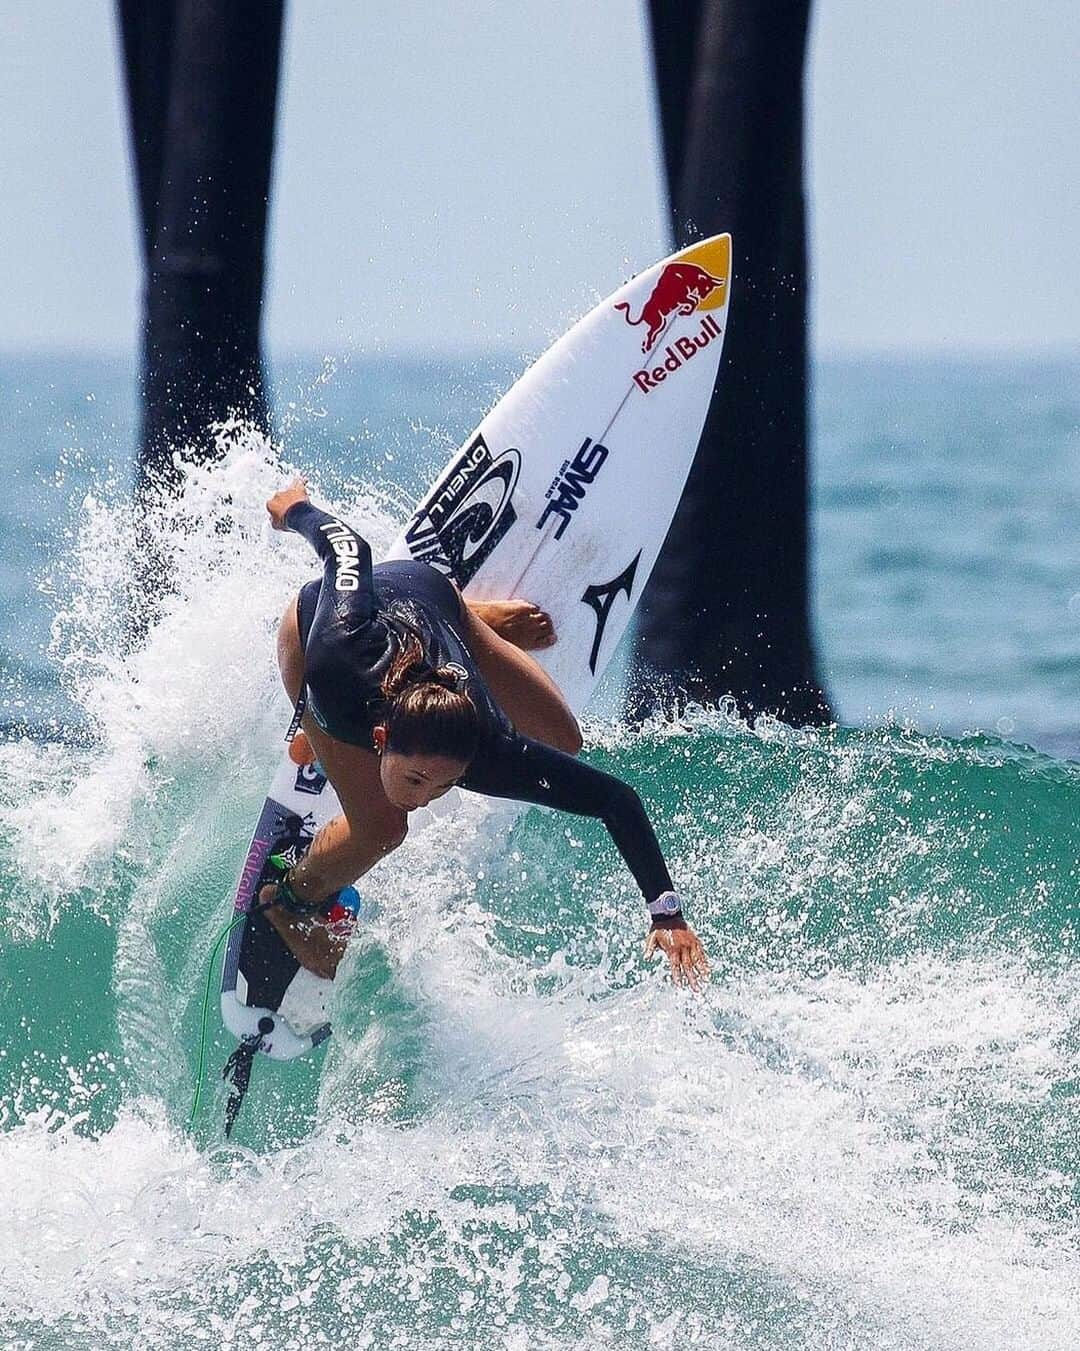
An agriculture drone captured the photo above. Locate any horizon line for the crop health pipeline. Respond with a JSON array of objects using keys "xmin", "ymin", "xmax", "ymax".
[{"xmin": 2, "ymin": 340, "xmax": 1078, "ymax": 365}]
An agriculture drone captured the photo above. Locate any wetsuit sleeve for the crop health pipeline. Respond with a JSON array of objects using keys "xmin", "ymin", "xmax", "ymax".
[
  {"xmin": 461, "ymin": 735, "xmax": 674, "ymax": 906},
  {"xmin": 284, "ymin": 500, "xmax": 376, "ymax": 632}
]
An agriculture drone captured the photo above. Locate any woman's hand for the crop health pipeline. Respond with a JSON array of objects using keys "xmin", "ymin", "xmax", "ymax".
[
  {"xmin": 266, "ymin": 477, "xmax": 309, "ymax": 530},
  {"xmin": 645, "ymin": 922, "xmax": 711, "ymax": 990},
  {"xmin": 259, "ymin": 883, "xmax": 347, "ymax": 981}
]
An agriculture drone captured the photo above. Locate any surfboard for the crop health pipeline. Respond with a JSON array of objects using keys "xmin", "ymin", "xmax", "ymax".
[{"xmin": 220, "ymin": 234, "xmax": 732, "ymax": 1071}]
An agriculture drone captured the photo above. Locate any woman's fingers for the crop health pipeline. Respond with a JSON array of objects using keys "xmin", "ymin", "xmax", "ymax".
[
  {"xmin": 644, "ymin": 925, "xmax": 711, "ymax": 990},
  {"xmin": 689, "ymin": 940, "xmax": 713, "ymax": 983},
  {"xmin": 677, "ymin": 942, "xmax": 696, "ymax": 990},
  {"xmin": 687, "ymin": 944, "xmax": 710, "ymax": 991}
]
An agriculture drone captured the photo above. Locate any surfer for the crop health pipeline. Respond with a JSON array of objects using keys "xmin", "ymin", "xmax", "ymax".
[{"xmin": 262, "ymin": 479, "xmax": 710, "ymax": 988}]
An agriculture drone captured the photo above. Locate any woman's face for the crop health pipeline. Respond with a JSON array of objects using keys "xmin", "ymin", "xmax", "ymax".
[{"xmin": 374, "ymin": 730, "xmax": 467, "ymax": 812}]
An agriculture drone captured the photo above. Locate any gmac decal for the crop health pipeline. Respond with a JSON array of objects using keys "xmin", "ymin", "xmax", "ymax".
[
  {"xmin": 536, "ymin": 437, "xmax": 609, "ymax": 540},
  {"xmin": 406, "ymin": 434, "xmax": 521, "ymax": 586},
  {"xmin": 581, "ymin": 551, "xmax": 642, "ymax": 674}
]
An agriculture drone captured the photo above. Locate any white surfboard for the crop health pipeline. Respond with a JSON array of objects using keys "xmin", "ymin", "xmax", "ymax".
[{"xmin": 221, "ymin": 234, "xmax": 732, "ymax": 1064}]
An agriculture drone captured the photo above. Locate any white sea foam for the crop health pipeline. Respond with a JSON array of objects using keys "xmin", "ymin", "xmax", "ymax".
[
  {"xmin": 2, "ymin": 935, "xmax": 1077, "ymax": 1348},
  {"xmin": 2, "ymin": 430, "xmax": 396, "ymax": 912},
  {"xmin": 1, "ymin": 446, "xmax": 1077, "ymax": 1349}
]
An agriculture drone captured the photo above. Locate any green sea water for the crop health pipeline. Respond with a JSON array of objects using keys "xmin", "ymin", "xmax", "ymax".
[{"xmin": 0, "ymin": 354, "xmax": 1077, "ymax": 1349}]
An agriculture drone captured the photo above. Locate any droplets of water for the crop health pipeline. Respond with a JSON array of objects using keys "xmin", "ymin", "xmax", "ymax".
[{"xmin": 1, "ymin": 445, "xmax": 1079, "ymax": 1346}]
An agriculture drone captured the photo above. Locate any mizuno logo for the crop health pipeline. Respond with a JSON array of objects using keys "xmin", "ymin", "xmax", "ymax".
[{"xmin": 581, "ymin": 552, "xmax": 642, "ymax": 675}]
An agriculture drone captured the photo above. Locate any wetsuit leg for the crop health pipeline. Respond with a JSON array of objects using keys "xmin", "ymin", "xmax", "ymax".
[{"xmin": 273, "ymin": 593, "xmax": 407, "ymax": 903}]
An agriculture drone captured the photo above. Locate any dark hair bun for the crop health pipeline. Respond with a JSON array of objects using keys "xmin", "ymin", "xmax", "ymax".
[{"xmin": 380, "ymin": 637, "xmax": 479, "ymax": 765}]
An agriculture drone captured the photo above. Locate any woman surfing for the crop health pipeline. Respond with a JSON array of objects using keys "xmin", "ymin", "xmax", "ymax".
[{"xmin": 262, "ymin": 478, "xmax": 710, "ymax": 988}]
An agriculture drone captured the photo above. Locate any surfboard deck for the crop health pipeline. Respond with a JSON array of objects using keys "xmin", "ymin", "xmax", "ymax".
[
  {"xmin": 219, "ymin": 749, "xmax": 361, "ymax": 1059},
  {"xmin": 220, "ymin": 234, "xmax": 732, "ymax": 1062}
]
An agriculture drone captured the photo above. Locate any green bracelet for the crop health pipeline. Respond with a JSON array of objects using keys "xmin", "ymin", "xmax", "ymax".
[{"xmin": 273, "ymin": 870, "xmax": 324, "ymax": 917}]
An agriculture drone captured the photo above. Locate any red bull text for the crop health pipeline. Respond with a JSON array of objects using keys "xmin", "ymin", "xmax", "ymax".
[{"xmin": 632, "ymin": 313, "xmax": 723, "ymax": 394}]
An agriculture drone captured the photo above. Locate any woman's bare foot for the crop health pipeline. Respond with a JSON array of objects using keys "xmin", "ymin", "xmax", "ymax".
[{"xmin": 468, "ymin": 599, "xmax": 555, "ymax": 651}]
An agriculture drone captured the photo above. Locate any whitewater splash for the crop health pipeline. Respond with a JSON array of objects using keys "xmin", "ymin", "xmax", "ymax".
[{"xmin": 0, "ymin": 440, "xmax": 1078, "ymax": 1348}]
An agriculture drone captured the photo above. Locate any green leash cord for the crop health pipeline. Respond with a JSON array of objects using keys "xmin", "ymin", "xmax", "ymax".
[
  {"xmin": 188, "ymin": 911, "xmax": 250, "ymax": 1125},
  {"xmin": 189, "ymin": 858, "xmax": 296, "ymax": 1125},
  {"xmin": 188, "ymin": 859, "xmax": 316, "ymax": 1126}
]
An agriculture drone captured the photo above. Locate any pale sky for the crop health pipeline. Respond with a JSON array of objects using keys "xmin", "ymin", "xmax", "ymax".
[{"xmin": 1, "ymin": 1, "xmax": 1077, "ymax": 356}]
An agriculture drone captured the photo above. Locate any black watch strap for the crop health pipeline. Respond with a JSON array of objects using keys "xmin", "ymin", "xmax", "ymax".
[{"xmin": 650, "ymin": 913, "xmax": 688, "ymax": 931}]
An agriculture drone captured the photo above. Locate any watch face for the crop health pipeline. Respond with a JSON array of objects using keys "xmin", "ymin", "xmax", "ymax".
[{"xmin": 655, "ymin": 894, "xmax": 680, "ymax": 914}]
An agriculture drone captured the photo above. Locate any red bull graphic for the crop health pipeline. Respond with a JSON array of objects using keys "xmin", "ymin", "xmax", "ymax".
[{"xmin": 615, "ymin": 262, "xmax": 726, "ymax": 354}]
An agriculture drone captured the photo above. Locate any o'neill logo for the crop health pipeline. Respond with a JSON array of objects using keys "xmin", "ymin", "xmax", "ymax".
[
  {"xmin": 406, "ymin": 434, "xmax": 522, "ymax": 586},
  {"xmin": 319, "ymin": 519, "xmax": 364, "ymax": 591},
  {"xmin": 581, "ymin": 551, "xmax": 641, "ymax": 675},
  {"xmin": 294, "ymin": 761, "xmax": 328, "ymax": 796}
]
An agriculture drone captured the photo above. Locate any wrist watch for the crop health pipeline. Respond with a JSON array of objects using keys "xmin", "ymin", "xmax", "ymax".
[{"xmin": 647, "ymin": 891, "xmax": 683, "ymax": 918}]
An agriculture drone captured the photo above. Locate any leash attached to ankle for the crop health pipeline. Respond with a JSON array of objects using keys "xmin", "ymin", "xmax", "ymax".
[{"xmin": 272, "ymin": 869, "xmax": 326, "ymax": 917}]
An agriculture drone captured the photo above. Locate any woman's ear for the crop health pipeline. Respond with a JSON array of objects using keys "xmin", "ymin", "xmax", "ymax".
[{"xmin": 372, "ymin": 724, "xmax": 388, "ymax": 756}]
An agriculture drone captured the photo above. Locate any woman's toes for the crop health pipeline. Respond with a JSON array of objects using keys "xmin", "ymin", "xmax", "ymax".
[
  {"xmin": 473, "ymin": 598, "xmax": 559, "ymax": 649},
  {"xmin": 523, "ymin": 607, "xmax": 556, "ymax": 649}
]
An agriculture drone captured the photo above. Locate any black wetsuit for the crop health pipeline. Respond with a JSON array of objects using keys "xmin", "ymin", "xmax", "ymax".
[{"xmin": 287, "ymin": 500, "xmax": 676, "ymax": 910}]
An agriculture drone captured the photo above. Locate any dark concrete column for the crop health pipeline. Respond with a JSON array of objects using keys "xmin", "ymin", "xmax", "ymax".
[
  {"xmin": 117, "ymin": 0, "xmax": 285, "ymax": 493},
  {"xmin": 637, "ymin": 0, "xmax": 830, "ymax": 725}
]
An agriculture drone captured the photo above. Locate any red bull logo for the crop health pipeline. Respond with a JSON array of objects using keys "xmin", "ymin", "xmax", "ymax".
[{"xmin": 615, "ymin": 262, "xmax": 726, "ymax": 354}]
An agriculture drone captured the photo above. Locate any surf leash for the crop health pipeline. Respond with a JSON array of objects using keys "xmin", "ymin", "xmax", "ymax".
[
  {"xmin": 188, "ymin": 894, "xmax": 284, "ymax": 1129},
  {"xmin": 189, "ymin": 909, "xmax": 252, "ymax": 1127}
]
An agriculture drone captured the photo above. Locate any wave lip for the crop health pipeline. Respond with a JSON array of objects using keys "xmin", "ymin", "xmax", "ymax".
[{"xmin": 0, "ymin": 445, "xmax": 1077, "ymax": 1347}]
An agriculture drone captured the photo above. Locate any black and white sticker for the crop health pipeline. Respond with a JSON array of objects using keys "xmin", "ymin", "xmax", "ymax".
[
  {"xmin": 535, "ymin": 437, "xmax": 609, "ymax": 540},
  {"xmin": 294, "ymin": 762, "xmax": 328, "ymax": 796},
  {"xmin": 405, "ymin": 434, "xmax": 521, "ymax": 586},
  {"xmin": 581, "ymin": 551, "xmax": 642, "ymax": 674}
]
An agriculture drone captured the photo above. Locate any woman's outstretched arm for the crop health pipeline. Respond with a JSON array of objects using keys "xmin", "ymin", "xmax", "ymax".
[
  {"xmin": 267, "ymin": 479, "xmax": 377, "ymax": 633},
  {"xmin": 463, "ymin": 734, "xmax": 710, "ymax": 986}
]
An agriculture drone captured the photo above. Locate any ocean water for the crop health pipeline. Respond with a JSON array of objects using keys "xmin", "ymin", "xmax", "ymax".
[{"xmin": 0, "ymin": 352, "xmax": 1077, "ymax": 1349}]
